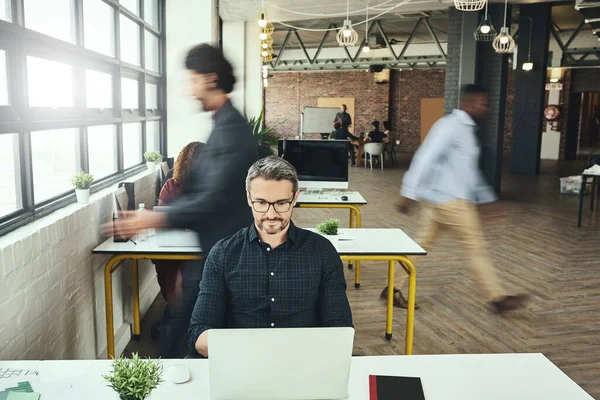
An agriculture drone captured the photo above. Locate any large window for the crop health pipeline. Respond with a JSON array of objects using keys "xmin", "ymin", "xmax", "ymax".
[
  {"xmin": 24, "ymin": 0, "xmax": 74, "ymax": 43},
  {"xmin": 0, "ymin": 0, "xmax": 165, "ymax": 235},
  {"xmin": 0, "ymin": 50, "xmax": 7, "ymax": 105}
]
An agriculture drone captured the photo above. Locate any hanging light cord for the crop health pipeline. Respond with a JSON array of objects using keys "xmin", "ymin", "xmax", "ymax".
[
  {"xmin": 522, "ymin": 16, "xmax": 533, "ymax": 60},
  {"xmin": 503, "ymin": 0, "xmax": 508, "ymax": 27},
  {"xmin": 365, "ymin": 4, "xmax": 369, "ymax": 40},
  {"xmin": 271, "ymin": 0, "xmax": 412, "ymax": 32}
]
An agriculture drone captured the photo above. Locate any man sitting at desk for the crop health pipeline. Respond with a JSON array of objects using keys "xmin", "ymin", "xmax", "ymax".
[{"xmin": 189, "ymin": 156, "xmax": 353, "ymax": 357}]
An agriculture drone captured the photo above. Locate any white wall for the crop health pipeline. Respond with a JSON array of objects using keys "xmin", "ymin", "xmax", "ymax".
[
  {"xmin": 222, "ymin": 21, "xmax": 246, "ymax": 113},
  {"xmin": 0, "ymin": 170, "xmax": 160, "ymax": 360},
  {"xmin": 245, "ymin": 23, "xmax": 264, "ymax": 120},
  {"xmin": 165, "ymin": 0, "xmax": 216, "ymax": 156}
]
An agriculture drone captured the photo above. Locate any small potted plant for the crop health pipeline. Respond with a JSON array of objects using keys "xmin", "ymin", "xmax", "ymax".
[
  {"xmin": 317, "ymin": 218, "xmax": 340, "ymax": 241},
  {"xmin": 144, "ymin": 151, "xmax": 163, "ymax": 171},
  {"xmin": 70, "ymin": 171, "xmax": 94, "ymax": 204},
  {"xmin": 103, "ymin": 353, "xmax": 163, "ymax": 400}
]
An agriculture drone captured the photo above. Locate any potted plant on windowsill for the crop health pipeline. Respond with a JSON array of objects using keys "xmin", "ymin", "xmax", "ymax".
[
  {"xmin": 70, "ymin": 171, "xmax": 94, "ymax": 204},
  {"xmin": 144, "ymin": 151, "xmax": 163, "ymax": 171},
  {"xmin": 317, "ymin": 218, "xmax": 340, "ymax": 242},
  {"xmin": 103, "ymin": 353, "xmax": 163, "ymax": 400}
]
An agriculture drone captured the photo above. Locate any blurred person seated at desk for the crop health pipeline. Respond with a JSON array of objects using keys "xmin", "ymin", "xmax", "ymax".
[
  {"xmin": 333, "ymin": 120, "xmax": 359, "ymax": 164},
  {"xmin": 189, "ymin": 156, "xmax": 353, "ymax": 357},
  {"xmin": 151, "ymin": 141, "xmax": 204, "ymax": 338}
]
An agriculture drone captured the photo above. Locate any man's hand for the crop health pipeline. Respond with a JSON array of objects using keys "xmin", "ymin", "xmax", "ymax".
[
  {"xmin": 395, "ymin": 196, "xmax": 415, "ymax": 214},
  {"xmin": 195, "ymin": 331, "xmax": 209, "ymax": 357},
  {"xmin": 102, "ymin": 210, "xmax": 168, "ymax": 238}
]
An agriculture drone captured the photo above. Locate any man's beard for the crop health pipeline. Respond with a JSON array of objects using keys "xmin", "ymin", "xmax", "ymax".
[{"xmin": 257, "ymin": 217, "xmax": 289, "ymax": 235}]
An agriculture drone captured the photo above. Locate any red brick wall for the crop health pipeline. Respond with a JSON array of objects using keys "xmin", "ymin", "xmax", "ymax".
[
  {"xmin": 389, "ymin": 69, "xmax": 446, "ymax": 152},
  {"xmin": 264, "ymin": 68, "xmax": 520, "ymax": 156},
  {"xmin": 264, "ymin": 71, "xmax": 389, "ymax": 139}
]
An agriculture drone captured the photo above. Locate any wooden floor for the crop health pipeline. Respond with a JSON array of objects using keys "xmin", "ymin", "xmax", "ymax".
[{"xmin": 128, "ymin": 155, "xmax": 600, "ymax": 399}]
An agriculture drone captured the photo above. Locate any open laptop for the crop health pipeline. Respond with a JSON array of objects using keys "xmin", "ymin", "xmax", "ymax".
[
  {"xmin": 153, "ymin": 206, "xmax": 200, "ymax": 247},
  {"xmin": 209, "ymin": 327, "xmax": 355, "ymax": 400}
]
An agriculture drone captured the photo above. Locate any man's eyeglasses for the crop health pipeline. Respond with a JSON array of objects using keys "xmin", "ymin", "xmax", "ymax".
[{"xmin": 250, "ymin": 197, "xmax": 294, "ymax": 214}]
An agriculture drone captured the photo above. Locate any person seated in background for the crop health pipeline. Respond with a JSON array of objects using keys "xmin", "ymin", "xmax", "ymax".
[
  {"xmin": 151, "ymin": 141, "xmax": 204, "ymax": 339},
  {"xmin": 333, "ymin": 120, "xmax": 359, "ymax": 165},
  {"xmin": 366, "ymin": 120, "xmax": 390, "ymax": 144},
  {"xmin": 333, "ymin": 120, "xmax": 358, "ymax": 141},
  {"xmin": 189, "ymin": 156, "xmax": 353, "ymax": 357},
  {"xmin": 383, "ymin": 121, "xmax": 395, "ymax": 145}
]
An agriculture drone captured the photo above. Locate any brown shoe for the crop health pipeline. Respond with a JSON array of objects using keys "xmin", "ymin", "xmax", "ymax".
[
  {"xmin": 380, "ymin": 287, "xmax": 419, "ymax": 309},
  {"xmin": 490, "ymin": 294, "xmax": 530, "ymax": 313}
]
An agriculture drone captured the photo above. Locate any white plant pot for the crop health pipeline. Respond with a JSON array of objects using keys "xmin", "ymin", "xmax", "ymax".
[
  {"xmin": 75, "ymin": 189, "xmax": 90, "ymax": 204},
  {"xmin": 146, "ymin": 161, "xmax": 157, "ymax": 171}
]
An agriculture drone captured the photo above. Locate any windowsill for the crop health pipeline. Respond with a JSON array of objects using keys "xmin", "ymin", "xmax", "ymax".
[{"xmin": 0, "ymin": 167, "xmax": 155, "ymax": 249}]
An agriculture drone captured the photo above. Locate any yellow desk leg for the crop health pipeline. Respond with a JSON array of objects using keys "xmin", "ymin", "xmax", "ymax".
[
  {"xmin": 348, "ymin": 210, "xmax": 355, "ymax": 271},
  {"xmin": 132, "ymin": 259, "xmax": 141, "ymax": 341},
  {"xmin": 385, "ymin": 260, "xmax": 394, "ymax": 340},
  {"xmin": 353, "ymin": 208, "xmax": 362, "ymax": 287},
  {"xmin": 399, "ymin": 257, "xmax": 417, "ymax": 355},
  {"xmin": 104, "ymin": 254, "xmax": 130, "ymax": 360}
]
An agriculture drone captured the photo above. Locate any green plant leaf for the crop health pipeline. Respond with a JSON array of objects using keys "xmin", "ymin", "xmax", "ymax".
[{"xmin": 317, "ymin": 218, "xmax": 340, "ymax": 235}]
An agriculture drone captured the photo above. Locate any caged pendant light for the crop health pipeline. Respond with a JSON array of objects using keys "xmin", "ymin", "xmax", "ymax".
[
  {"xmin": 492, "ymin": 0, "xmax": 515, "ymax": 53},
  {"xmin": 474, "ymin": 0, "xmax": 497, "ymax": 41},
  {"xmin": 336, "ymin": 0, "xmax": 358, "ymax": 47},
  {"xmin": 454, "ymin": 0, "xmax": 486, "ymax": 12}
]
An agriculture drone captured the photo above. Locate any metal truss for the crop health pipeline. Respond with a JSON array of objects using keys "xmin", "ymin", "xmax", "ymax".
[
  {"xmin": 552, "ymin": 19, "xmax": 600, "ymax": 67},
  {"xmin": 270, "ymin": 17, "xmax": 447, "ymax": 71}
]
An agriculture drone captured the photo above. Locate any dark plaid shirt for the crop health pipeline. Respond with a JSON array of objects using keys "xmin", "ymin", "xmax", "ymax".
[{"xmin": 188, "ymin": 222, "xmax": 353, "ymax": 351}]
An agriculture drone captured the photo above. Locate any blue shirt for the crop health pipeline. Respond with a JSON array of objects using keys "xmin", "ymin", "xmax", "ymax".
[
  {"xmin": 187, "ymin": 222, "xmax": 353, "ymax": 352},
  {"xmin": 400, "ymin": 110, "xmax": 497, "ymax": 205}
]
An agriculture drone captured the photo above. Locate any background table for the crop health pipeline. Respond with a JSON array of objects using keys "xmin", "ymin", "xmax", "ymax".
[
  {"xmin": 310, "ymin": 228, "xmax": 426, "ymax": 354},
  {"xmin": 93, "ymin": 231, "xmax": 202, "ymax": 359},
  {"xmin": 0, "ymin": 354, "xmax": 592, "ymax": 399},
  {"xmin": 578, "ymin": 174, "xmax": 600, "ymax": 227}
]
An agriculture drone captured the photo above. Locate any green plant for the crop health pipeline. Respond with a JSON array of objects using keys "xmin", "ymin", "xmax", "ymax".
[
  {"xmin": 248, "ymin": 110, "xmax": 278, "ymax": 158},
  {"xmin": 144, "ymin": 151, "xmax": 162, "ymax": 162},
  {"xmin": 103, "ymin": 353, "xmax": 163, "ymax": 400},
  {"xmin": 70, "ymin": 171, "xmax": 94, "ymax": 190},
  {"xmin": 317, "ymin": 218, "xmax": 340, "ymax": 236}
]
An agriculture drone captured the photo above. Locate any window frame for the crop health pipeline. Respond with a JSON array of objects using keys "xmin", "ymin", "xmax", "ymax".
[{"xmin": 0, "ymin": 0, "xmax": 166, "ymax": 236}]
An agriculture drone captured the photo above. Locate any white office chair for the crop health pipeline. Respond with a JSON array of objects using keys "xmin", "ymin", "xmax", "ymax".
[{"xmin": 364, "ymin": 143, "xmax": 385, "ymax": 170}]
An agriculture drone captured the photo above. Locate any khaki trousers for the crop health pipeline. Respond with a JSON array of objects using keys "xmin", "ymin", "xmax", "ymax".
[{"xmin": 397, "ymin": 200, "xmax": 506, "ymax": 302}]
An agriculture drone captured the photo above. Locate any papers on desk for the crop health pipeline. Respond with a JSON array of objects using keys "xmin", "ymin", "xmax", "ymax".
[{"xmin": 583, "ymin": 164, "xmax": 600, "ymax": 175}]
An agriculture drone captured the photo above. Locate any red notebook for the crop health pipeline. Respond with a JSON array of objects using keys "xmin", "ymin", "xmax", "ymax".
[{"xmin": 369, "ymin": 375, "xmax": 425, "ymax": 400}]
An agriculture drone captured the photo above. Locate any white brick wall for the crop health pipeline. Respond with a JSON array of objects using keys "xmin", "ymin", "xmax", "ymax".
[{"xmin": 0, "ymin": 169, "xmax": 162, "ymax": 360}]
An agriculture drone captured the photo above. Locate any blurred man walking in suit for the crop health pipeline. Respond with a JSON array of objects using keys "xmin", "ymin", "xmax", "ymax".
[
  {"xmin": 113, "ymin": 44, "xmax": 257, "ymax": 356},
  {"xmin": 392, "ymin": 84, "xmax": 528, "ymax": 313}
]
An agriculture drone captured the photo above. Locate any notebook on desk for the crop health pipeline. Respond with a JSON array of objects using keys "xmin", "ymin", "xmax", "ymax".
[{"xmin": 369, "ymin": 375, "xmax": 425, "ymax": 400}]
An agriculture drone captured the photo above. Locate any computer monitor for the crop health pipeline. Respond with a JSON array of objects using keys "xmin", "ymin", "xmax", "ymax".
[{"xmin": 278, "ymin": 139, "xmax": 349, "ymax": 190}]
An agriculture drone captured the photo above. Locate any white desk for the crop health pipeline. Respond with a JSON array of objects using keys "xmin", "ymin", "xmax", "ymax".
[
  {"xmin": 93, "ymin": 230, "xmax": 203, "ymax": 359},
  {"xmin": 0, "ymin": 354, "xmax": 592, "ymax": 399},
  {"xmin": 93, "ymin": 228, "xmax": 424, "ymax": 358}
]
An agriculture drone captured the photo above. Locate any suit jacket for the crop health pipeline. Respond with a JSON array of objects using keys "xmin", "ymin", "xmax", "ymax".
[{"xmin": 167, "ymin": 100, "xmax": 258, "ymax": 256}]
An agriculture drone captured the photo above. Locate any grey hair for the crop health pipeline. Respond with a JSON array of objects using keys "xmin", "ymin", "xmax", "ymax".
[{"xmin": 245, "ymin": 156, "xmax": 299, "ymax": 193}]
